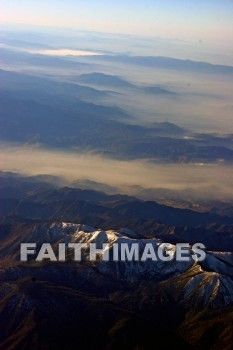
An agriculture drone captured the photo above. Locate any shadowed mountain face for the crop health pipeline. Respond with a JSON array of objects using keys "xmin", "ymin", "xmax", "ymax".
[
  {"xmin": 0, "ymin": 274, "xmax": 194, "ymax": 350},
  {"xmin": 0, "ymin": 220, "xmax": 232, "ymax": 350},
  {"xmin": 0, "ymin": 173, "xmax": 233, "ymax": 252}
]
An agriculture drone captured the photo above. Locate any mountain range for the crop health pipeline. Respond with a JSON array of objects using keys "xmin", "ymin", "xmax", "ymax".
[
  {"xmin": 0, "ymin": 220, "xmax": 232, "ymax": 349},
  {"xmin": 1, "ymin": 69, "xmax": 233, "ymax": 163}
]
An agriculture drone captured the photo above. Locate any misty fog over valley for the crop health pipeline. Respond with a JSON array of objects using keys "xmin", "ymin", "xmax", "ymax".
[{"xmin": 1, "ymin": 28, "xmax": 233, "ymax": 205}]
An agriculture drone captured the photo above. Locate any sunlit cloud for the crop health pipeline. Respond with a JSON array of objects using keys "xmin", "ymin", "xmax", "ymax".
[{"xmin": 32, "ymin": 49, "xmax": 103, "ymax": 57}]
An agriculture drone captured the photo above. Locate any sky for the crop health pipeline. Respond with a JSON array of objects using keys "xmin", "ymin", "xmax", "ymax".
[{"xmin": 1, "ymin": 0, "xmax": 233, "ymax": 42}]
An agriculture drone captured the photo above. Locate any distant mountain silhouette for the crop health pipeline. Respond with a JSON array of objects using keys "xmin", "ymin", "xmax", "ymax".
[
  {"xmin": 74, "ymin": 72, "xmax": 135, "ymax": 88},
  {"xmin": 142, "ymin": 86, "xmax": 177, "ymax": 95},
  {"xmin": 90, "ymin": 54, "xmax": 233, "ymax": 74}
]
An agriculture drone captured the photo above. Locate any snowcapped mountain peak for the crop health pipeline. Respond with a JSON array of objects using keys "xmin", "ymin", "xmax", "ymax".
[{"xmin": 1, "ymin": 221, "xmax": 232, "ymax": 309}]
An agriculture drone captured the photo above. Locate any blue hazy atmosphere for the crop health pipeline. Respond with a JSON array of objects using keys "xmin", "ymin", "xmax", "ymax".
[{"xmin": 1, "ymin": 0, "xmax": 233, "ymax": 40}]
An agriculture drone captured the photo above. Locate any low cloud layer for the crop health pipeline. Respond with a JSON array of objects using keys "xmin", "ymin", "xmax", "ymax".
[{"xmin": 1, "ymin": 144, "xmax": 233, "ymax": 201}]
